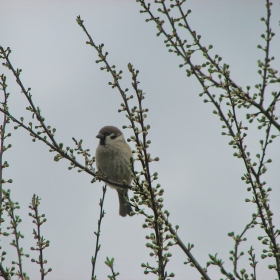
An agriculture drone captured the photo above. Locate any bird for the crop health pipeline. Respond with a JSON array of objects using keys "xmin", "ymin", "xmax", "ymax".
[{"xmin": 95, "ymin": 126, "xmax": 133, "ymax": 217}]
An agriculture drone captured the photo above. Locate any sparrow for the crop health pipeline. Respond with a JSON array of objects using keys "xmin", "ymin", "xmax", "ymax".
[{"xmin": 95, "ymin": 126, "xmax": 133, "ymax": 217}]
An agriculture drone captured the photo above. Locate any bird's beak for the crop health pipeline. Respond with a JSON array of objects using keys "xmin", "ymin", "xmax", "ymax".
[{"xmin": 96, "ymin": 133, "xmax": 105, "ymax": 140}]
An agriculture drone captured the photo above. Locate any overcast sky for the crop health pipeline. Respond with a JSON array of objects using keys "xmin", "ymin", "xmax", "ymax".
[{"xmin": 1, "ymin": 1, "xmax": 280, "ymax": 279}]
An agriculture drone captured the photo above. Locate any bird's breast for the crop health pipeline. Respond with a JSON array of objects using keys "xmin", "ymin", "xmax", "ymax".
[{"xmin": 95, "ymin": 144, "xmax": 132, "ymax": 186}]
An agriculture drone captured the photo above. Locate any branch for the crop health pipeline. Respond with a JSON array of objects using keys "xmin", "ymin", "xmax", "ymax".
[
  {"xmin": 228, "ymin": 215, "xmax": 258, "ymax": 279},
  {"xmin": 29, "ymin": 195, "xmax": 52, "ymax": 279},
  {"xmin": 76, "ymin": 16, "xmax": 210, "ymax": 280},
  {"xmin": 0, "ymin": 46, "xmax": 132, "ymax": 191},
  {"xmin": 137, "ymin": 0, "xmax": 280, "ymax": 277},
  {"xmin": 0, "ymin": 74, "xmax": 11, "ymax": 222},
  {"xmin": 137, "ymin": 0, "xmax": 280, "ymax": 133},
  {"xmin": 2, "ymin": 189, "xmax": 29, "ymax": 279},
  {"xmin": 76, "ymin": 16, "xmax": 168, "ymax": 278},
  {"xmin": 91, "ymin": 186, "xmax": 107, "ymax": 280}
]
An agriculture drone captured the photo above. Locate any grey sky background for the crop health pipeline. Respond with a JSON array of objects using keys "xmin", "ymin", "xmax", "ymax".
[{"xmin": 1, "ymin": 0, "xmax": 280, "ymax": 279}]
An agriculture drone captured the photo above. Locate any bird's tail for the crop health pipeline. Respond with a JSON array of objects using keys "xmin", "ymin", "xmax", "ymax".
[{"xmin": 117, "ymin": 190, "xmax": 133, "ymax": 217}]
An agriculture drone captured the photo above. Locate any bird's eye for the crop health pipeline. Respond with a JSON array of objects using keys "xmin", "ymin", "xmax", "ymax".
[
  {"xmin": 110, "ymin": 135, "xmax": 117, "ymax": 139},
  {"xmin": 105, "ymin": 131, "xmax": 110, "ymax": 136}
]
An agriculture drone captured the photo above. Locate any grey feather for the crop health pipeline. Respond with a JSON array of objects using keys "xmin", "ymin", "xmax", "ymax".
[{"xmin": 117, "ymin": 190, "xmax": 133, "ymax": 217}]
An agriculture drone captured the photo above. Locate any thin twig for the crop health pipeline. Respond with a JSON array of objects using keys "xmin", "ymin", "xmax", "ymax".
[
  {"xmin": 92, "ymin": 186, "xmax": 107, "ymax": 280},
  {"xmin": 0, "ymin": 74, "xmax": 9, "ymax": 222},
  {"xmin": 29, "ymin": 194, "xmax": 51, "ymax": 279},
  {"xmin": 2, "ymin": 190, "xmax": 27, "ymax": 279},
  {"xmin": 230, "ymin": 215, "xmax": 258, "ymax": 279}
]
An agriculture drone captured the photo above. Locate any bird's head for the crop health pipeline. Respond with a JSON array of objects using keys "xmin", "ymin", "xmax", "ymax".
[{"xmin": 96, "ymin": 126, "xmax": 125, "ymax": 146}]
